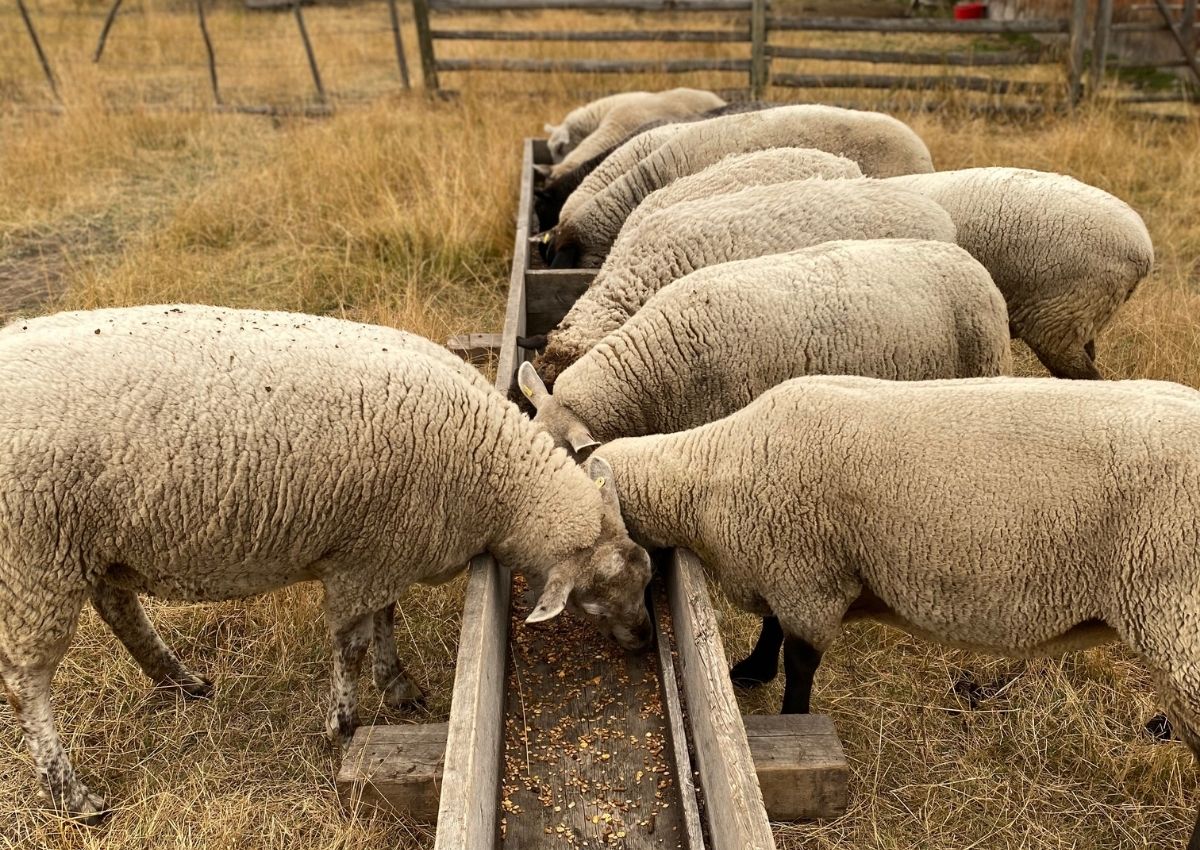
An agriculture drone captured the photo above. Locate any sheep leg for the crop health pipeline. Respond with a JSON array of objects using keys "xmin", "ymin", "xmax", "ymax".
[
  {"xmin": 370, "ymin": 604, "xmax": 425, "ymax": 710},
  {"xmin": 1, "ymin": 648, "xmax": 108, "ymax": 823},
  {"xmin": 1084, "ymin": 338, "xmax": 1096, "ymax": 361},
  {"xmin": 90, "ymin": 581, "xmax": 212, "ymax": 699},
  {"xmin": 326, "ymin": 613, "xmax": 372, "ymax": 747},
  {"xmin": 730, "ymin": 616, "xmax": 784, "ymax": 689},
  {"xmin": 780, "ymin": 635, "xmax": 823, "ymax": 715}
]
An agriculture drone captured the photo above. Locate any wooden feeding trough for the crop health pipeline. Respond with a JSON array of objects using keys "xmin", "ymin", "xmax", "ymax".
[{"xmin": 337, "ymin": 140, "xmax": 849, "ymax": 849}]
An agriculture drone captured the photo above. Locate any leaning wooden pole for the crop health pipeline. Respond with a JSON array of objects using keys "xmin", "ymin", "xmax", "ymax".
[
  {"xmin": 16, "ymin": 0, "xmax": 60, "ymax": 102},
  {"xmin": 385, "ymin": 0, "xmax": 411, "ymax": 89},
  {"xmin": 1090, "ymin": 0, "xmax": 1113, "ymax": 95},
  {"xmin": 93, "ymin": 0, "xmax": 125, "ymax": 63},
  {"xmin": 195, "ymin": 0, "xmax": 222, "ymax": 106},
  {"xmin": 749, "ymin": 0, "xmax": 767, "ymax": 98},
  {"xmin": 1152, "ymin": 0, "xmax": 1200, "ymax": 84},
  {"xmin": 1066, "ymin": 0, "xmax": 1088, "ymax": 105},
  {"xmin": 411, "ymin": 0, "xmax": 439, "ymax": 90},
  {"xmin": 293, "ymin": 0, "xmax": 327, "ymax": 103}
]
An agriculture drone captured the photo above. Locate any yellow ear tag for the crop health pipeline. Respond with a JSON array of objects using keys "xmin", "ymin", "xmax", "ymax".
[
  {"xmin": 520, "ymin": 383, "xmax": 534, "ymax": 399},
  {"xmin": 595, "ymin": 477, "xmax": 606, "ymax": 489}
]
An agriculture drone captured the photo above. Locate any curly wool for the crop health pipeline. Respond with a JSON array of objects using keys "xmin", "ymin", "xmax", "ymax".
[
  {"xmin": 533, "ymin": 179, "xmax": 956, "ymax": 387},
  {"xmin": 537, "ymin": 240, "xmax": 1010, "ymax": 445},
  {"xmin": 596, "ymin": 373, "xmax": 1200, "ymax": 749},
  {"xmin": 552, "ymin": 105, "xmax": 935, "ymax": 267},
  {"xmin": 615, "ymin": 147, "xmax": 864, "ymax": 245},
  {"xmin": 883, "ymin": 168, "xmax": 1154, "ymax": 379},
  {"xmin": 547, "ymin": 88, "xmax": 725, "ymax": 177}
]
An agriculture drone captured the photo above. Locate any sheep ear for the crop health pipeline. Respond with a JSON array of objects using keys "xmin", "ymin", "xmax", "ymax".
[
  {"xmin": 567, "ymin": 421, "xmax": 600, "ymax": 457},
  {"xmin": 526, "ymin": 571, "xmax": 572, "ymax": 624},
  {"xmin": 588, "ymin": 456, "xmax": 619, "ymax": 509},
  {"xmin": 543, "ymin": 122, "xmax": 559, "ymax": 134},
  {"xmin": 533, "ymin": 164, "xmax": 552, "ymax": 180},
  {"xmin": 517, "ymin": 361, "xmax": 551, "ymax": 409}
]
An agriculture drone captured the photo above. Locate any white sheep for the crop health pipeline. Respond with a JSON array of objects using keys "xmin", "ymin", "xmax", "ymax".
[
  {"xmin": 0, "ymin": 305, "xmax": 652, "ymax": 823},
  {"xmin": 532, "ymin": 179, "xmax": 957, "ymax": 386},
  {"xmin": 589, "ymin": 373, "xmax": 1200, "ymax": 848},
  {"xmin": 545, "ymin": 104, "xmax": 935, "ymax": 268},
  {"xmin": 545, "ymin": 88, "xmax": 725, "ymax": 177},
  {"xmin": 520, "ymin": 240, "xmax": 1010, "ymax": 452},
  {"xmin": 882, "ymin": 167, "xmax": 1154, "ymax": 379},
  {"xmin": 615, "ymin": 147, "xmax": 864, "ymax": 245}
]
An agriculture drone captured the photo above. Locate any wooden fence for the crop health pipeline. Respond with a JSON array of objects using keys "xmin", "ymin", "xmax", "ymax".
[{"xmin": 410, "ymin": 0, "xmax": 1198, "ymax": 104}]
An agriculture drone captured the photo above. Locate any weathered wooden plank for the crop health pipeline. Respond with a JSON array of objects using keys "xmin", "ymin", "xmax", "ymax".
[
  {"xmin": 1091, "ymin": 0, "xmax": 1114, "ymax": 92},
  {"xmin": 750, "ymin": 0, "xmax": 767, "ymax": 97},
  {"xmin": 653, "ymin": 586, "xmax": 706, "ymax": 849},
  {"xmin": 667, "ymin": 549, "xmax": 775, "ymax": 850},
  {"xmin": 431, "ymin": 140, "xmax": 536, "ymax": 850},
  {"xmin": 768, "ymin": 15, "xmax": 1068, "ymax": 33},
  {"xmin": 1152, "ymin": 0, "xmax": 1200, "ymax": 82},
  {"xmin": 431, "ymin": 0, "xmax": 753, "ymax": 10},
  {"xmin": 338, "ymin": 723, "xmax": 447, "ymax": 821},
  {"xmin": 412, "ymin": 0, "xmax": 440, "ymax": 89},
  {"xmin": 499, "ymin": 578, "xmax": 691, "ymax": 849},
  {"xmin": 742, "ymin": 714, "xmax": 849, "ymax": 821},
  {"xmin": 766, "ymin": 45, "xmax": 1053, "ymax": 66},
  {"xmin": 771, "ymin": 72, "xmax": 1049, "ymax": 94},
  {"xmin": 432, "ymin": 555, "xmax": 510, "ymax": 849},
  {"xmin": 431, "ymin": 27, "xmax": 750, "ymax": 41},
  {"xmin": 436, "ymin": 57, "xmax": 752, "ymax": 73},
  {"xmin": 446, "ymin": 332, "xmax": 503, "ymax": 364},
  {"xmin": 525, "ymin": 270, "xmax": 593, "ymax": 337}
]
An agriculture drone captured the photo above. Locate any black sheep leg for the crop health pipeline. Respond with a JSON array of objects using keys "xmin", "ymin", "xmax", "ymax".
[
  {"xmin": 730, "ymin": 616, "xmax": 784, "ymax": 688},
  {"xmin": 780, "ymin": 635, "xmax": 823, "ymax": 715}
]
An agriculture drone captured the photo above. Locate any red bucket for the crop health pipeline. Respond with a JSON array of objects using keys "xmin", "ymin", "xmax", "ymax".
[{"xmin": 953, "ymin": 1, "xmax": 987, "ymax": 19}]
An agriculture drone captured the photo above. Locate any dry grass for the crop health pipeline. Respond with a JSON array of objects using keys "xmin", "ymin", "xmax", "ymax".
[{"xmin": 2, "ymin": 2, "xmax": 1200, "ymax": 848}]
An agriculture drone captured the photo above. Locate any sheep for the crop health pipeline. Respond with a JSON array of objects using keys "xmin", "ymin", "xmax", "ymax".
[
  {"xmin": 0, "ymin": 305, "xmax": 652, "ymax": 823},
  {"xmin": 586, "ymin": 373, "xmax": 1200, "ymax": 849},
  {"xmin": 519, "ymin": 239, "xmax": 1011, "ymax": 454},
  {"xmin": 545, "ymin": 105, "xmax": 935, "ymax": 268},
  {"xmin": 535, "ymin": 101, "xmax": 776, "ymax": 231},
  {"xmin": 531, "ymin": 179, "xmax": 957, "ymax": 387},
  {"xmin": 545, "ymin": 88, "xmax": 725, "ymax": 178},
  {"xmin": 615, "ymin": 148, "xmax": 864, "ymax": 245},
  {"xmin": 881, "ymin": 167, "xmax": 1154, "ymax": 379}
]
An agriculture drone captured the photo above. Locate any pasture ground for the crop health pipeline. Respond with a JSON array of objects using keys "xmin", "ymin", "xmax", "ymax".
[{"xmin": 2, "ymin": 3, "xmax": 1200, "ymax": 848}]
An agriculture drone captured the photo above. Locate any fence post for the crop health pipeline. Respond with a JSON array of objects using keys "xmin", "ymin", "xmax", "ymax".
[
  {"xmin": 292, "ymin": 0, "xmax": 327, "ymax": 103},
  {"xmin": 750, "ymin": 0, "xmax": 767, "ymax": 98},
  {"xmin": 1151, "ymin": 0, "xmax": 1200, "ymax": 84},
  {"xmin": 1090, "ymin": 0, "xmax": 1112, "ymax": 95},
  {"xmin": 93, "ymin": 0, "xmax": 124, "ymax": 63},
  {"xmin": 411, "ymin": 0, "xmax": 439, "ymax": 90},
  {"xmin": 1184, "ymin": 0, "xmax": 1197, "ymax": 59},
  {"xmin": 16, "ymin": 0, "xmax": 60, "ymax": 102},
  {"xmin": 195, "ymin": 0, "xmax": 222, "ymax": 105},
  {"xmin": 385, "ymin": 0, "xmax": 411, "ymax": 89},
  {"xmin": 1067, "ymin": 0, "xmax": 1087, "ymax": 105}
]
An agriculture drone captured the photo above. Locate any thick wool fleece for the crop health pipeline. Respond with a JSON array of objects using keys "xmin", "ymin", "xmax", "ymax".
[
  {"xmin": 615, "ymin": 147, "xmax": 864, "ymax": 244},
  {"xmin": 547, "ymin": 240, "xmax": 1010, "ymax": 442},
  {"xmin": 548, "ymin": 88, "xmax": 725, "ymax": 177},
  {"xmin": 533, "ymin": 179, "xmax": 956, "ymax": 386},
  {"xmin": 554, "ymin": 105, "xmax": 935, "ymax": 266},
  {"xmin": 557, "ymin": 123, "xmax": 689, "ymax": 223},
  {"xmin": 596, "ymin": 374, "xmax": 1200, "ymax": 752},
  {"xmin": 883, "ymin": 168, "xmax": 1153, "ymax": 379}
]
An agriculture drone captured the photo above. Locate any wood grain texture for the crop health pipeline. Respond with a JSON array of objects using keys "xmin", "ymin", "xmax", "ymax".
[
  {"xmin": 766, "ymin": 46, "xmax": 1052, "ymax": 66},
  {"xmin": 499, "ymin": 578, "xmax": 691, "ymax": 849},
  {"xmin": 446, "ymin": 332, "xmax": 503, "ymax": 365},
  {"xmin": 771, "ymin": 73, "xmax": 1048, "ymax": 94},
  {"xmin": 337, "ymin": 723, "xmax": 447, "ymax": 821},
  {"xmin": 436, "ymin": 58, "xmax": 751, "ymax": 73},
  {"xmin": 743, "ymin": 715, "xmax": 848, "ymax": 821},
  {"xmin": 667, "ymin": 550, "xmax": 775, "ymax": 850}
]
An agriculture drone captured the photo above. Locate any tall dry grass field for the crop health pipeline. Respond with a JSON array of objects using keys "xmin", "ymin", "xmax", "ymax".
[{"xmin": 2, "ymin": 2, "xmax": 1200, "ymax": 848}]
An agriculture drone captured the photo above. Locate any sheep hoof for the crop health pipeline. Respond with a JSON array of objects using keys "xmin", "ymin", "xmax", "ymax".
[
  {"xmin": 380, "ymin": 676, "xmax": 426, "ymax": 711},
  {"xmin": 52, "ymin": 786, "xmax": 110, "ymax": 827},
  {"xmin": 1145, "ymin": 713, "xmax": 1175, "ymax": 742},
  {"xmin": 326, "ymin": 717, "xmax": 358, "ymax": 750},
  {"xmin": 729, "ymin": 658, "xmax": 778, "ymax": 689},
  {"xmin": 159, "ymin": 673, "xmax": 214, "ymax": 700}
]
